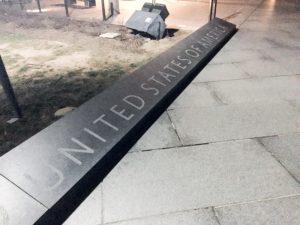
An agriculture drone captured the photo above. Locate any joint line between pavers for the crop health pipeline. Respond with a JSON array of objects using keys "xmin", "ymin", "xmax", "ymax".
[
  {"xmin": 130, "ymin": 135, "xmax": 281, "ymax": 153},
  {"xmin": 196, "ymin": 73, "xmax": 300, "ymax": 84},
  {"xmin": 102, "ymin": 206, "xmax": 214, "ymax": 225},
  {"xmin": 255, "ymin": 138, "xmax": 300, "ymax": 185},
  {"xmin": 214, "ymin": 193, "xmax": 300, "ymax": 209},
  {"xmin": 237, "ymin": 0, "xmax": 267, "ymax": 28},
  {"xmin": 0, "ymin": 174, "xmax": 48, "ymax": 209},
  {"xmin": 211, "ymin": 207, "xmax": 222, "ymax": 225},
  {"xmin": 101, "ymin": 185, "xmax": 104, "ymax": 225},
  {"xmin": 166, "ymin": 110, "xmax": 184, "ymax": 147}
]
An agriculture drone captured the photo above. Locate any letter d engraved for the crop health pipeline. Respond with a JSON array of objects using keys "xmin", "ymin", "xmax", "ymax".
[{"xmin": 44, "ymin": 164, "xmax": 64, "ymax": 191}]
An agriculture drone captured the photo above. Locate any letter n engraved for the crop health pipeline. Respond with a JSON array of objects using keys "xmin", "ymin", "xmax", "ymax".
[{"xmin": 58, "ymin": 138, "xmax": 94, "ymax": 166}]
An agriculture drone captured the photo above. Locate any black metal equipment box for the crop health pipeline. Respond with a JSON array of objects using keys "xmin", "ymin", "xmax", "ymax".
[{"xmin": 141, "ymin": 3, "xmax": 169, "ymax": 20}]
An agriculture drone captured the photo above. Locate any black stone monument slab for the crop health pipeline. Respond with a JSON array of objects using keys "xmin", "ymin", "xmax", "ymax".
[
  {"xmin": 0, "ymin": 176, "xmax": 46, "ymax": 225},
  {"xmin": 0, "ymin": 18, "xmax": 237, "ymax": 224}
]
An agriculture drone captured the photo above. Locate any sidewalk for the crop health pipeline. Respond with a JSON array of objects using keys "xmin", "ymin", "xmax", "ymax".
[{"xmin": 64, "ymin": 0, "xmax": 300, "ymax": 224}]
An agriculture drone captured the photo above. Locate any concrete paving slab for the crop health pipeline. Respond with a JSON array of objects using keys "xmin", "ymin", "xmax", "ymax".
[
  {"xmin": 168, "ymin": 102, "xmax": 300, "ymax": 145},
  {"xmin": 235, "ymin": 57, "xmax": 293, "ymax": 77},
  {"xmin": 209, "ymin": 49, "xmax": 265, "ymax": 65},
  {"xmin": 222, "ymin": 30, "xmax": 275, "ymax": 50},
  {"xmin": 292, "ymin": 98, "xmax": 300, "ymax": 111},
  {"xmin": 168, "ymin": 83, "xmax": 221, "ymax": 109},
  {"xmin": 0, "ymin": 176, "xmax": 46, "ymax": 225},
  {"xmin": 102, "ymin": 139, "xmax": 300, "ymax": 223},
  {"xmin": 262, "ymin": 48, "xmax": 300, "ymax": 61},
  {"xmin": 193, "ymin": 63, "xmax": 249, "ymax": 83},
  {"xmin": 262, "ymin": 49, "xmax": 300, "ymax": 75},
  {"xmin": 131, "ymin": 113, "xmax": 181, "ymax": 152},
  {"xmin": 63, "ymin": 185, "xmax": 102, "ymax": 225},
  {"xmin": 215, "ymin": 195, "xmax": 300, "ymax": 225},
  {"xmin": 103, "ymin": 208, "xmax": 219, "ymax": 225},
  {"xmin": 260, "ymin": 133, "xmax": 300, "ymax": 183},
  {"xmin": 210, "ymin": 75, "xmax": 300, "ymax": 104}
]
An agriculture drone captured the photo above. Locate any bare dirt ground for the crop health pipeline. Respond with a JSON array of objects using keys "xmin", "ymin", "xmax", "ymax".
[{"xmin": 0, "ymin": 5, "xmax": 190, "ymax": 156}]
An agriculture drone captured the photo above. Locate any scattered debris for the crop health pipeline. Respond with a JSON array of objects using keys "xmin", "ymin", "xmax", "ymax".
[
  {"xmin": 54, "ymin": 107, "xmax": 76, "ymax": 117},
  {"xmin": 6, "ymin": 118, "xmax": 19, "ymax": 124},
  {"xmin": 99, "ymin": 32, "xmax": 121, "ymax": 39}
]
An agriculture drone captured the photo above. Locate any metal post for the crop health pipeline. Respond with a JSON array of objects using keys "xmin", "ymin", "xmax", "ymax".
[
  {"xmin": 101, "ymin": 0, "xmax": 106, "ymax": 20},
  {"xmin": 110, "ymin": 2, "xmax": 113, "ymax": 16},
  {"xmin": 213, "ymin": 0, "xmax": 217, "ymax": 18},
  {"xmin": 209, "ymin": 0, "xmax": 213, "ymax": 21},
  {"xmin": 36, "ymin": 0, "xmax": 42, "ymax": 12},
  {"xmin": 0, "ymin": 56, "xmax": 22, "ymax": 118},
  {"xmin": 64, "ymin": 0, "xmax": 69, "ymax": 17},
  {"xmin": 209, "ymin": 0, "xmax": 217, "ymax": 21}
]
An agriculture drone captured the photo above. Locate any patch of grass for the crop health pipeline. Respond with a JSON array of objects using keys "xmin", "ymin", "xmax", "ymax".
[
  {"xmin": 0, "ymin": 32, "xmax": 27, "ymax": 43},
  {"xmin": 18, "ymin": 65, "xmax": 29, "ymax": 73},
  {"xmin": 2, "ymin": 55, "xmax": 19, "ymax": 65},
  {"xmin": 129, "ymin": 63, "xmax": 137, "ymax": 68},
  {"xmin": 0, "ymin": 65, "xmax": 125, "ymax": 156}
]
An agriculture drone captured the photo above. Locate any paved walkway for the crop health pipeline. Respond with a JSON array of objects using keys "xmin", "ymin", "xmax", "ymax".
[{"xmin": 64, "ymin": 0, "xmax": 300, "ymax": 224}]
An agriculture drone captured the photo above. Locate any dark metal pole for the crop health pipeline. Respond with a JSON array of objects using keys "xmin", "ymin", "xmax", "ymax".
[
  {"xmin": 101, "ymin": 0, "xmax": 106, "ymax": 20},
  {"xmin": 0, "ymin": 56, "xmax": 22, "ymax": 118},
  {"xmin": 209, "ymin": 0, "xmax": 213, "ymax": 21},
  {"xmin": 64, "ymin": 0, "xmax": 69, "ymax": 17},
  {"xmin": 110, "ymin": 2, "xmax": 113, "ymax": 17},
  {"xmin": 209, "ymin": 0, "xmax": 217, "ymax": 21},
  {"xmin": 36, "ymin": 0, "xmax": 42, "ymax": 13},
  {"xmin": 213, "ymin": 0, "xmax": 217, "ymax": 19}
]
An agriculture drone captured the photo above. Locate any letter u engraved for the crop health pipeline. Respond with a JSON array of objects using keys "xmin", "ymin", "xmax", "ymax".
[{"xmin": 23, "ymin": 162, "xmax": 64, "ymax": 192}]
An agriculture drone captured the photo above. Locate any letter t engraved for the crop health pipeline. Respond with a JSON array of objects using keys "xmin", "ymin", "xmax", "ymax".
[{"xmin": 93, "ymin": 114, "xmax": 119, "ymax": 131}]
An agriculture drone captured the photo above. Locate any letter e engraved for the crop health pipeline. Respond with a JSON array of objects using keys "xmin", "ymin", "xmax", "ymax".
[
  {"xmin": 110, "ymin": 105, "xmax": 134, "ymax": 121},
  {"xmin": 123, "ymin": 95, "xmax": 145, "ymax": 110},
  {"xmin": 58, "ymin": 138, "xmax": 94, "ymax": 166}
]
